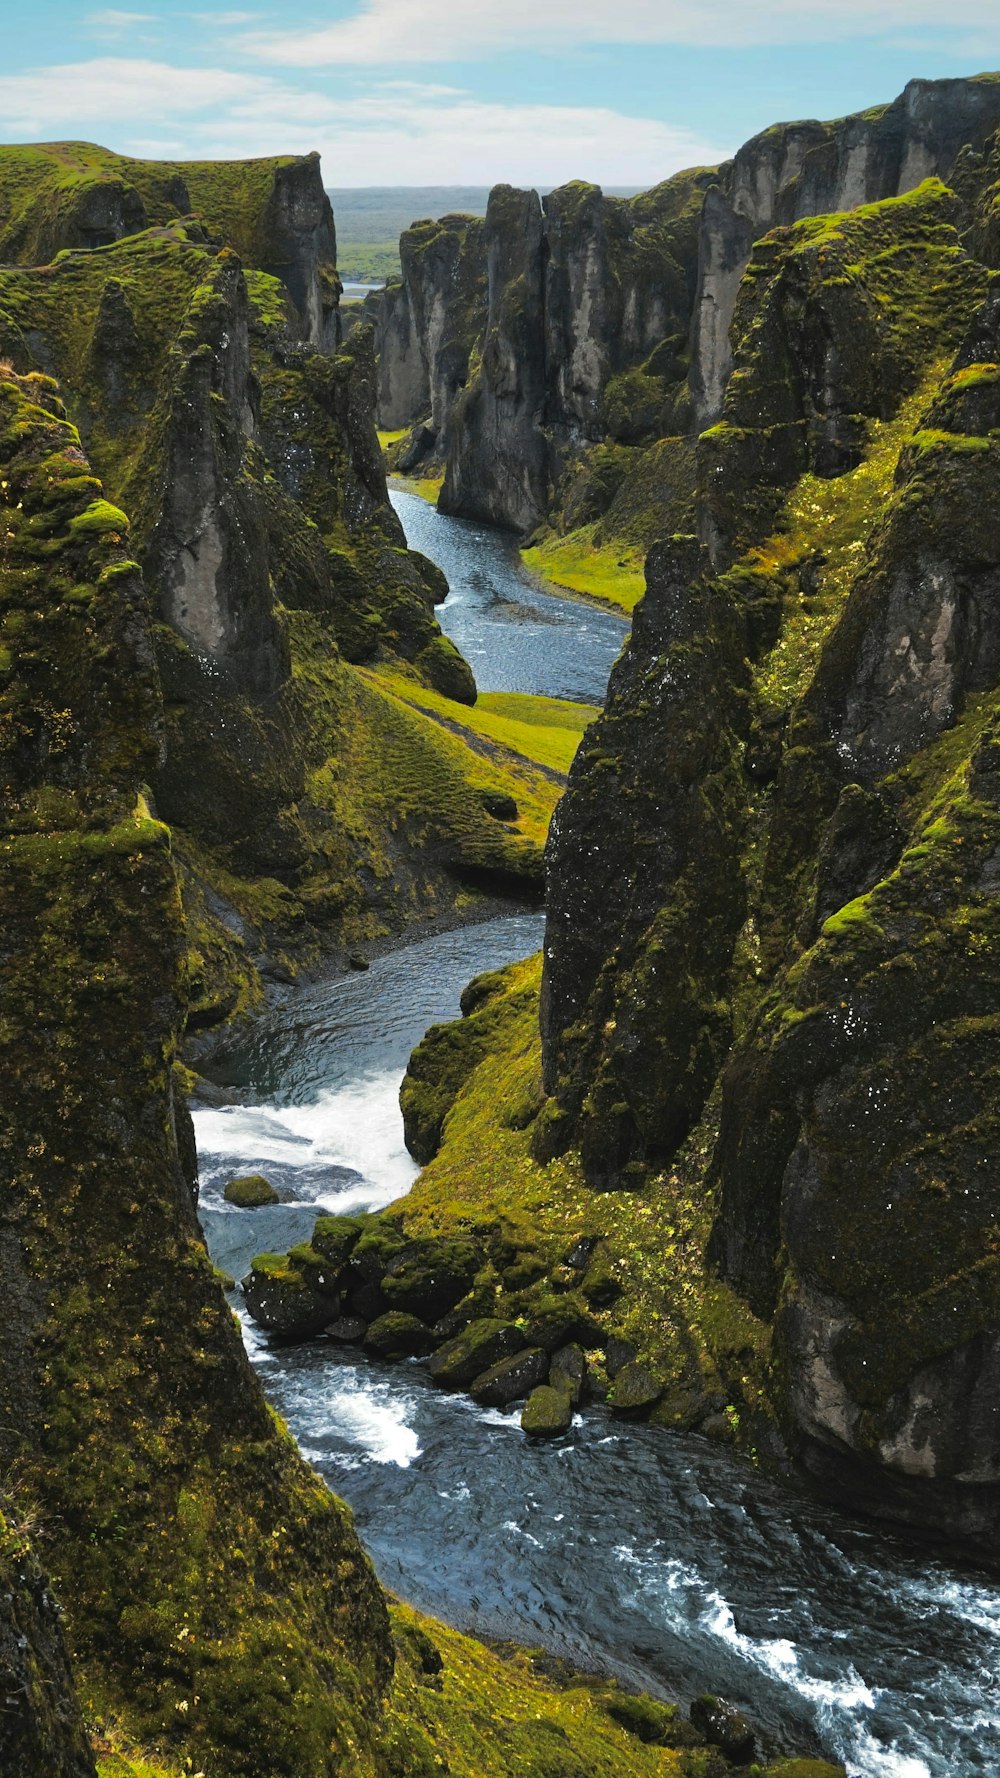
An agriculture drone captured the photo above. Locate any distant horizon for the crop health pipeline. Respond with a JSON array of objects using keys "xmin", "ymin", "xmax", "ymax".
[{"xmin": 3, "ymin": 6, "xmax": 1000, "ymax": 187}]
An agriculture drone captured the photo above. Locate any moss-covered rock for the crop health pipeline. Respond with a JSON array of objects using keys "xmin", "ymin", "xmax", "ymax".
[
  {"xmin": 469, "ymin": 1347, "xmax": 549, "ymax": 1407},
  {"xmin": 224, "ymin": 1173, "xmax": 278, "ymax": 1207},
  {"xmin": 364, "ymin": 1311, "xmax": 436, "ymax": 1358},
  {"xmin": 428, "ymin": 1318, "xmax": 526, "ymax": 1387},
  {"xmin": 243, "ymin": 1254, "xmax": 336, "ymax": 1337},
  {"xmin": 521, "ymin": 1386, "xmax": 574, "ymax": 1437},
  {"xmin": 0, "ymin": 1511, "xmax": 96, "ymax": 1778},
  {"xmin": 609, "ymin": 1364, "xmax": 663, "ymax": 1416},
  {"xmin": 382, "ymin": 1235, "xmax": 482, "ymax": 1321},
  {"xmin": 0, "ymin": 372, "xmax": 392, "ymax": 1776}
]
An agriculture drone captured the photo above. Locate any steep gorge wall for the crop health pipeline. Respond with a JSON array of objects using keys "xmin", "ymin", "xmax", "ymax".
[
  {"xmin": 375, "ymin": 75, "xmax": 1000, "ymax": 538},
  {"xmin": 375, "ymin": 170, "xmax": 712, "ymax": 530},
  {"xmin": 535, "ymin": 144, "xmax": 1000, "ymax": 1554},
  {"xmin": 0, "ymin": 370, "xmax": 391, "ymax": 1774}
]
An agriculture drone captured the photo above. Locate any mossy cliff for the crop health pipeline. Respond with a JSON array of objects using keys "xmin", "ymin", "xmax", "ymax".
[
  {"xmin": 0, "ymin": 145, "xmax": 548, "ymax": 1025},
  {"xmin": 0, "ymin": 140, "xmax": 340, "ymax": 348},
  {"xmin": 0, "ymin": 371, "xmax": 391, "ymax": 1773},
  {"xmin": 375, "ymin": 170, "xmax": 713, "ymax": 537},
  {"xmin": 374, "ymin": 76, "xmax": 1000, "ymax": 613},
  {"xmin": 357, "ymin": 151, "xmax": 1000, "ymax": 1558},
  {"xmin": 0, "ymin": 1502, "xmax": 97, "ymax": 1777}
]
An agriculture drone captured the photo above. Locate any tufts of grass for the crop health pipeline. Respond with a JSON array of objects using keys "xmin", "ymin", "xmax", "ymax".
[{"xmin": 522, "ymin": 524, "xmax": 646, "ymax": 613}]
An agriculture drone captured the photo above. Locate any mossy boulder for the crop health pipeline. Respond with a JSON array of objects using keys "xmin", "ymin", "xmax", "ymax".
[
  {"xmin": 690, "ymin": 1695, "xmax": 755, "ymax": 1763},
  {"xmin": 549, "ymin": 1343, "xmax": 587, "ymax": 1405},
  {"xmin": 428, "ymin": 1318, "xmax": 525, "ymax": 1387},
  {"xmin": 243, "ymin": 1254, "xmax": 333, "ymax": 1338},
  {"xmin": 381, "ymin": 1236, "xmax": 482, "ymax": 1322},
  {"xmin": 364, "ymin": 1312, "xmax": 436, "ymax": 1359},
  {"xmin": 469, "ymin": 1347, "xmax": 549, "ymax": 1408},
  {"xmin": 519, "ymin": 1294, "xmax": 597, "ymax": 1352},
  {"xmin": 521, "ymin": 1386, "xmax": 574, "ymax": 1437},
  {"xmin": 311, "ymin": 1214, "xmax": 366, "ymax": 1271},
  {"xmin": 286, "ymin": 1243, "xmax": 342, "ymax": 1301},
  {"xmin": 609, "ymin": 1363, "xmax": 663, "ymax": 1416},
  {"xmin": 603, "ymin": 1690, "xmax": 681, "ymax": 1744},
  {"xmin": 224, "ymin": 1173, "xmax": 279, "ymax": 1207}
]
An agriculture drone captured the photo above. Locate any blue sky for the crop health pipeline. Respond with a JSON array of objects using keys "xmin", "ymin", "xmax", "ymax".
[{"xmin": 3, "ymin": 3, "xmax": 1000, "ymax": 187}]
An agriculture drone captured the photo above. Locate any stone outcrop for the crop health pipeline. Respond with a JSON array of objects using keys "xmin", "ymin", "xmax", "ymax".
[
  {"xmin": 374, "ymin": 210, "xmax": 486, "ymax": 442},
  {"xmin": 0, "ymin": 1514, "xmax": 96, "ymax": 1778},
  {"xmin": 0, "ymin": 143, "xmax": 339, "ymax": 347},
  {"xmin": 373, "ymin": 75, "xmax": 1000, "ymax": 539},
  {"xmin": 691, "ymin": 75, "xmax": 1000, "ymax": 425},
  {"xmin": 535, "ymin": 135, "xmax": 1000, "ymax": 1554},
  {"xmin": 376, "ymin": 171, "xmax": 712, "ymax": 530},
  {"xmin": 0, "ymin": 370, "xmax": 391, "ymax": 1774}
]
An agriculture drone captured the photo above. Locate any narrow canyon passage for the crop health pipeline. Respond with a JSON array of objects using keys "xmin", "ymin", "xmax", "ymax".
[{"xmin": 195, "ymin": 503, "xmax": 998, "ymax": 1778}]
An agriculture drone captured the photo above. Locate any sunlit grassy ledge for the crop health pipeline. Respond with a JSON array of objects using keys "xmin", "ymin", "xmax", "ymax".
[{"xmin": 521, "ymin": 524, "xmax": 647, "ymax": 614}]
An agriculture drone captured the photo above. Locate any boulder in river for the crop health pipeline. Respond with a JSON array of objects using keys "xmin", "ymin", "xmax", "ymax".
[
  {"xmin": 312, "ymin": 1214, "xmax": 366, "ymax": 1271},
  {"xmin": 364, "ymin": 1312, "xmax": 436, "ymax": 1358},
  {"xmin": 224, "ymin": 1173, "xmax": 279, "ymax": 1207},
  {"xmin": 429, "ymin": 1318, "xmax": 525, "ymax": 1386},
  {"xmin": 243, "ymin": 1254, "xmax": 332, "ymax": 1338},
  {"xmin": 521, "ymin": 1385, "xmax": 574, "ymax": 1437},
  {"xmin": 325, "ymin": 1315, "xmax": 368, "ymax": 1343},
  {"xmin": 470, "ymin": 1347, "xmax": 549, "ymax": 1408}
]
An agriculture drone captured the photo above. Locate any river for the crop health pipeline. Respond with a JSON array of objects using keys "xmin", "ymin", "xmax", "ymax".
[{"xmin": 195, "ymin": 495, "xmax": 999, "ymax": 1778}]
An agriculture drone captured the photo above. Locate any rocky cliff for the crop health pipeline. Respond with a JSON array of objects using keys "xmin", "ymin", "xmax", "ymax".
[
  {"xmin": 533, "ymin": 123, "xmax": 1000, "ymax": 1553},
  {"xmin": 375, "ymin": 75, "xmax": 1000, "ymax": 551},
  {"xmin": 0, "ymin": 142, "xmax": 552, "ymax": 1029},
  {"xmin": 376, "ymin": 171, "xmax": 712, "ymax": 531},
  {"xmin": 0, "ymin": 367, "xmax": 392, "ymax": 1774},
  {"xmin": 0, "ymin": 142, "xmax": 341, "ymax": 347}
]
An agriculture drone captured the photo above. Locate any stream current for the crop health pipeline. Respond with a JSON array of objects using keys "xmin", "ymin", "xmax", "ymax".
[{"xmin": 196, "ymin": 494, "xmax": 999, "ymax": 1778}]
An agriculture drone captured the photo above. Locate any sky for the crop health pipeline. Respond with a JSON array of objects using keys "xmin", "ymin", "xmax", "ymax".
[{"xmin": 3, "ymin": 3, "xmax": 1000, "ymax": 188}]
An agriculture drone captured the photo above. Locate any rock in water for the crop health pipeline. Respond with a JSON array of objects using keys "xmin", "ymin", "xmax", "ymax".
[
  {"xmin": 224, "ymin": 1173, "xmax": 279, "ymax": 1207},
  {"xmin": 521, "ymin": 1386, "xmax": 574, "ymax": 1437}
]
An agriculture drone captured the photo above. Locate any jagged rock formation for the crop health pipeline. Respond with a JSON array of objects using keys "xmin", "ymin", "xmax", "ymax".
[
  {"xmin": 691, "ymin": 74, "xmax": 1000, "ymax": 425},
  {"xmin": 376, "ymin": 171, "xmax": 713, "ymax": 530},
  {"xmin": 0, "ymin": 370, "xmax": 391, "ymax": 1774},
  {"xmin": 0, "ymin": 1511, "xmax": 96, "ymax": 1778},
  {"xmin": 536, "ymin": 125, "xmax": 1000, "ymax": 1554},
  {"xmin": 375, "ymin": 210, "xmax": 486, "ymax": 447},
  {"xmin": 0, "ymin": 143, "xmax": 548, "ymax": 1026},
  {"xmin": 374, "ymin": 75, "xmax": 1000, "ymax": 544}
]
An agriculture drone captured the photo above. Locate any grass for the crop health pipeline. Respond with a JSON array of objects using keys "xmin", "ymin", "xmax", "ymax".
[
  {"xmin": 371, "ymin": 669, "xmax": 599, "ymax": 777},
  {"xmin": 398, "ymin": 470, "xmax": 444, "ymax": 505},
  {"xmin": 522, "ymin": 524, "xmax": 647, "ymax": 613},
  {"xmin": 750, "ymin": 366, "xmax": 948, "ymax": 716}
]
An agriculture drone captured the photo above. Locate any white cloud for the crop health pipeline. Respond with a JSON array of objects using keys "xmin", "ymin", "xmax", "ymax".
[
  {"xmin": 244, "ymin": 0, "xmax": 1000, "ymax": 64},
  {"xmin": 201, "ymin": 97, "xmax": 726, "ymax": 186},
  {"xmin": 87, "ymin": 9, "xmax": 155, "ymax": 38},
  {"xmin": 0, "ymin": 58, "xmax": 286, "ymax": 133},
  {"xmin": 0, "ymin": 57, "xmax": 724, "ymax": 186}
]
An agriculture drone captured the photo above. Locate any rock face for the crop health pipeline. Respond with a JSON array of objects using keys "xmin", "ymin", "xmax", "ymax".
[
  {"xmin": 373, "ymin": 75, "xmax": 1000, "ymax": 536},
  {"xmin": 537, "ymin": 120, "xmax": 1000, "ymax": 1554},
  {"xmin": 376, "ymin": 172, "xmax": 712, "ymax": 530},
  {"xmin": 0, "ymin": 143, "xmax": 339, "ymax": 347},
  {"xmin": 691, "ymin": 75, "xmax": 1000, "ymax": 425},
  {"xmin": 0, "ymin": 1516, "xmax": 96, "ymax": 1778},
  {"xmin": 374, "ymin": 211, "xmax": 486, "ymax": 438},
  {"xmin": 0, "ymin": 370, "xmax": 391, "ymax": 1773}
]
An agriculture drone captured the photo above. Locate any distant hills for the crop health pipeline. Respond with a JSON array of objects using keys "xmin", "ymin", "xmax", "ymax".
[{"xmin": 329, "ymin": 184, "xmax": 642, "ymax": 282}]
